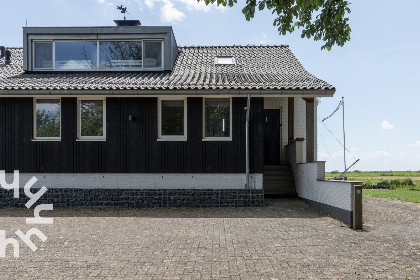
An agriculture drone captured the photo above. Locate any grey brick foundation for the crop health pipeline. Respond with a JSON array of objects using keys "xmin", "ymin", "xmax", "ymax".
[{"xmin": 0, "ymin": 189, "xmax": 264, "ymax": 208}]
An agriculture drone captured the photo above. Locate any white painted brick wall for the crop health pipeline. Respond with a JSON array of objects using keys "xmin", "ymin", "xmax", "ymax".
[
  {"xmin": 3, "ymin": 173, "xmax": 263, "ymax": 190},
  {"xmin": 294, "ymin": 98, "xmax": 307, "ymax": 163},
  {"xmin": 294, "ymin": 162, "xmax": 354, "ymax": 211}
]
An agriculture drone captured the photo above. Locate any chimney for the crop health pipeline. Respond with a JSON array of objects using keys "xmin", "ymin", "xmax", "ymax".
[
  {"xmin": 0, "ymin": 46, "xmax": 5, "ymax": 59},
  {"xmin": 5, "ymin": 49, "xmax": 11, "ymax": 65},
  {"xmin": 114, "ymin": 19, "xmax": 141, "ymax": 27}
]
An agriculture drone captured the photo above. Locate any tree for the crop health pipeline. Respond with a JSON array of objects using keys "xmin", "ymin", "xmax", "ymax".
[{"xmin": 200, "ymin": 0, "xmax": 351, "ymax": 50}]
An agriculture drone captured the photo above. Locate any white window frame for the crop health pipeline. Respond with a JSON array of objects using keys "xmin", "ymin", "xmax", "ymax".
[
  {"xmin": 158, "ymin": 97, "xmax": 187, "ymax": 141},
  {"xmin": 142, "ymin": 40, "xmax": 164, "ymax": 70},
  {"xmin": 214, "ymin": 56, "xmax": 236, "ymax": 65},
  {"xmin": 32, "ymin": 39, "xmax": 164, "ymax": 71},
  {"xmin": 33, "ymin": 98, "xmax": 62, "ymax": 141},
  {"xmin": 202, "ymin": 97, "xmax": 232, "ymax": 141},
  {"xmin": 33, "ymin": 40, "xmax": 54, "ymax": 71},
  {"xmin": 77, "ymin": 98, "xmax": 106, "ymax": 141}
]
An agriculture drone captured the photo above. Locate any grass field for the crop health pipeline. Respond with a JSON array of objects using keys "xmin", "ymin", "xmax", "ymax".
[{"xmin": 325, "ymin": 170, "xmax": 420, "ymax": 203}]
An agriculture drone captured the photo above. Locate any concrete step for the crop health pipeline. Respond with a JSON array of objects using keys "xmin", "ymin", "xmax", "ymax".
[
  {"xmin": 264, "ymin": 165, "xmax": 292, "ymax": 171},
  {"xmin": 263, "ymin": 176, "xmax": 294, "ymax": 183},
  {"xmin": 264, "ymin": 182, "xmax": 295, "ymax": 188},
  {"xmin": 263, "ymin": 170, "xmax": 293, "ymax": 176},
  {"xmin": 263, "ymin": 165, "xmax": 296, "ymax": 196}
]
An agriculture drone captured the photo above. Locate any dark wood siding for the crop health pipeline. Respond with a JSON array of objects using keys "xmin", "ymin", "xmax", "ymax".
[{"xmin": 0, "ymin": 97, "xmax": 264, "ymax": 173}]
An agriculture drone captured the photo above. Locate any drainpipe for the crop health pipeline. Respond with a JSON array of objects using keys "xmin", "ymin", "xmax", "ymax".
[{"xmin": 245, "ymin": 94, "xmax": 251, "ymax": 189}]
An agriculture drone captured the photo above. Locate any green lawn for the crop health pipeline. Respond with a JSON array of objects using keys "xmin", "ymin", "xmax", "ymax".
[
  {"xmin": 325, "ymin": 170, "xmax": 420, "ymax": 203},
  {"xmin": 363, "ymin": 189, "xmax": 420, "ymax": 203}
]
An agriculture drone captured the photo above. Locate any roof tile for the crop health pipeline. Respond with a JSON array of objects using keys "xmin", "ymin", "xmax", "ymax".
[{"xmin": 0, "ymin": 46, "xmax": 334, "ymax": 92}]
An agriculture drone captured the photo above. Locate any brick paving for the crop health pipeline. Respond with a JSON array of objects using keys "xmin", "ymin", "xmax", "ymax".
[{"xmin": 0, "ymin": 197, "xmax": 419, "ymax": 279}]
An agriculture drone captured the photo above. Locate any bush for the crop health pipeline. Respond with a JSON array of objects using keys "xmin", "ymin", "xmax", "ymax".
[
  {"xmin": 362, "ymin": 178, "xmax": 416, "ymax": 190},
  {"xmin": 330, "ymin": 170, "xmax": 340, "ymax": 174},
  {"xmin": 362, "ymin": 181, "xmax": 375, "ymax": 189}
]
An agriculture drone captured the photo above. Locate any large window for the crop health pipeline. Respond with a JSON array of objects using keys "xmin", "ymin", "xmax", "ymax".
[
  {"xmin": 99, "ymin": 41, "xmax": 142, "ymax": 69},
  {"xmin": 144, "ymin": 41, "xmax": 162, "ymax": 69},
  {"xmin": 203, "ymin": 98, "xmax": 231, "ymax": 139},
  {"xmin": 78, "ymin": 99, "xmax": 106, "ymax": 140},
  {"xmin": 33, "ymin": 99, "xmax": 61, "ymax": 140},
  {"xmin": 32, "ymin": 40, "xmax": 162, "ymax": 71},
  {"xmin": 34, "ymin": 42, "xmax": 53, "ymax": 69},
  {"xmin": 158, "ymin": 98, "xmax": 187, "ymax": 140},
  {"xmin": 55, "ymin": 41, "xmax": 97, "ymax": 70}
]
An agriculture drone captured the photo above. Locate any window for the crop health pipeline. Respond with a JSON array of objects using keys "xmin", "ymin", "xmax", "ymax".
[
  {"xmin": 55, "ymin": 41, "xmax": 97, "ymax": 70},
  {"xmin": 143, "ymin": 41, "xmax": 162, "ymax": 69},
  {"xmin": 78, "ymin": 99, "xmax": 106, "ymax": 140},
  {"xmin": 33, "ymin": 99, "xmax": 61, "ymax": 140},
  {"xmin": 32, "ymin": 40, "xmax": 163, "ymax": 71},
  {"xmin": 99, "ymin": 41, "xmax": 142, "ymax": 69},
  {"xmin": 158, "ymin": 98, "xmax": 187, "ymax": 140},
  {"xmin": 34, "ymin": 42, "xmax": 53, "ymax": 69},
  {"xmin": 203, "ymin": 98, "xmax": 231, "ymax": 139},
  {"xmin": 215, "ymin": 56, "xmax": 235, "ymax": 65}
]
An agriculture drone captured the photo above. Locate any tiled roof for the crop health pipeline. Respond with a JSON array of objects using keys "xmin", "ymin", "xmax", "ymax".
[{"xmin": 0, "ymin": 46, "xmax": 334, "ymax": 93}]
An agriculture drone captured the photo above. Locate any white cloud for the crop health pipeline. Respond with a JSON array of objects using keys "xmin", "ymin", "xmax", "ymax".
[
  {"xmin": 141, "ymin": 0, "xmax": 225, "ymax": 23},
  {"xmin": 144, "ymin": 0, "xmax": 155, "ymax": 9},
  {"xmin": 97, "ymin": 0, "xmax": 114, "ymax": 7},
  {"xmin": 409, "ymin": 141, "xmax": 420, "ymax": 147},
  {"xmin": 381, "ymin": 120, "xmax": 394, "ymax": 130},
  {"xmin": 160, "ymin": 0, "xmax": 185, "ymax": 23},
  {"xmin": 178, "ymin": 0, "xmax": 211, "ymax": 12}
]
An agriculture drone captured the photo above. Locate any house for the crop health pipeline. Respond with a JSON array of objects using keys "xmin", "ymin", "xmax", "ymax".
[{"xmin": 0, "ymin": 20, "xmax": 362, "ymax": 228}]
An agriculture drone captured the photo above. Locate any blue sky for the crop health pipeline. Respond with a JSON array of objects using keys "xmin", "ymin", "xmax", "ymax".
[{"xmin": 1, "ymin": 0, "xmax": 419, "ymax": 171}]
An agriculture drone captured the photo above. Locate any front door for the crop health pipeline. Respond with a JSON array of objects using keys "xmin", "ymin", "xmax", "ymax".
[{"xmin": 264, "ymin": 109, "xmax": 281, "ymax": 165}]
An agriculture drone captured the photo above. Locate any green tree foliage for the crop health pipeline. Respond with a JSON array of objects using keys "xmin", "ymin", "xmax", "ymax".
[
  {"xmin": 81, "ymin": 101, "xmax": 104, "ymax": 136},
  {"xmin": 162, "ymin": 108, "xmax": 184, "ymax": 135},
  {"xmin": 36, "ymin": 109, "xmax": 60, "ymax": 137},
  {"xmin": 205, "ymin": 104, "xmax": 230, "ymax": 137},
  {"xmin": 200, "ymin": 0, "xmax": 351, "ymax": 50}
]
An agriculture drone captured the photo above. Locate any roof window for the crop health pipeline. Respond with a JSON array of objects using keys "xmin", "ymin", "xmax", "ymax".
[{"xmin": 215, "ymin": 56, "xmax": 235, "ymax": 65}]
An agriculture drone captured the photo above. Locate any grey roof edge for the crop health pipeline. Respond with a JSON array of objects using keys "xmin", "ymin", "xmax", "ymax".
[
  {"xmin": 179, "ymin": 44, "xmax": 290, "ymax": 48},
  {"xmin": 0, "ymin": 88, "xmax": 335, "ymax": 97}
]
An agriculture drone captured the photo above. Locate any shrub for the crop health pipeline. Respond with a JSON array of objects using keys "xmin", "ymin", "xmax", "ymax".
[{"xmin": 363, "ymin": 178, "xmax": 416, "ymax": 190}]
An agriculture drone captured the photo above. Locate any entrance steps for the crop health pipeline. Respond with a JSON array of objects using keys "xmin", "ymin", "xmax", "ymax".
[{"xmin": 263, "ymin": 165, "xmax": 297, "ymax": 197}]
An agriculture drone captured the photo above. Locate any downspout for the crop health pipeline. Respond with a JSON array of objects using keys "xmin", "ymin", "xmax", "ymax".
[{"xmin": 245, "ymin": 94, "xmax": 251, "ymax": 189}]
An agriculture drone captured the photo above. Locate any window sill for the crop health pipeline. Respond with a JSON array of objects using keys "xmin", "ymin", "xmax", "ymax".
[
  {"xmin": 202, "ymin": 138, "xmax": 232, "ymax": 141},
  {"xmin": 157, "ymin": 138, "xmax": 187, "ymax": 142},
  {"xmin": 32, "ymin": 139, "xmax": 61, "ymax": 142},
  {"xmin": 76, "ymin": 139, "xmax": 107, "ymax": 142}
]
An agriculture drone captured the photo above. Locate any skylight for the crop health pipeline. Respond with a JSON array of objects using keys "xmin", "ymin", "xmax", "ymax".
[{"xmin": 215, "ymin": 56, "xmax": 235, "ymax": 65}]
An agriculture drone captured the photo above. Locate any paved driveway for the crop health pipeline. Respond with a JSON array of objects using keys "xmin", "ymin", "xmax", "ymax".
[{"xmin": 0, "ymin": 197, "xmax": 419, "ymax": 279}]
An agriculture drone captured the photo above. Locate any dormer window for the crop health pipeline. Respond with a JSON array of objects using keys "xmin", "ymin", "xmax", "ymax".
[
  {"xmin": 32, "ymin": 39, "xmax": 163, "ymax": 71},
  {"xmin": 55, "ymin": 41, "xmax": 97, "ymax": 70},
  {"xmin": 34, "ymin": 42, "xmax": 53, "ymax": 69},
  {"xmin": 99, "ymin": 41, "xmax": 142, "ymax": 69}
]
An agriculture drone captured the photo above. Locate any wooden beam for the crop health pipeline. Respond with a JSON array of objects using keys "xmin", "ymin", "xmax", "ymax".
[
  {"xmin": 288, "ymin": 97, "xmax": 294, "ymax": 144},
  {"xmin": 305, "ymin": 98, "xmax": 315, "ymax": 162}
]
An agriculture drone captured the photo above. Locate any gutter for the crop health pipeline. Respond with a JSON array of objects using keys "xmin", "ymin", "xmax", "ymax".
[{"xmin": 0, "ymin": 89, "xmax": 335, "ymax": 97}]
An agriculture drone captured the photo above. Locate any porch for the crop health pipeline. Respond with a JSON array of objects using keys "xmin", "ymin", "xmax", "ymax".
[{"xmin": 262, "ymin": 97, "xmax": 362, "ymax": 229}]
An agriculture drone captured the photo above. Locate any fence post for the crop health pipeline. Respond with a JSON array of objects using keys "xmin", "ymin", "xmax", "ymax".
[{"xmin": 352, "ymin": 184, "xmax": 363, "ymax": 229}]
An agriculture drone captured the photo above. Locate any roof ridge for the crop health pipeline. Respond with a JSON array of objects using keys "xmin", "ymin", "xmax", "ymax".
[
  {"xmin": 179, "ymin": 44, "xmax": 289, "ymax": 48},
  {"xmin": 1, "ymin": 47, "xmax": 23, "ymax": 49}
]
